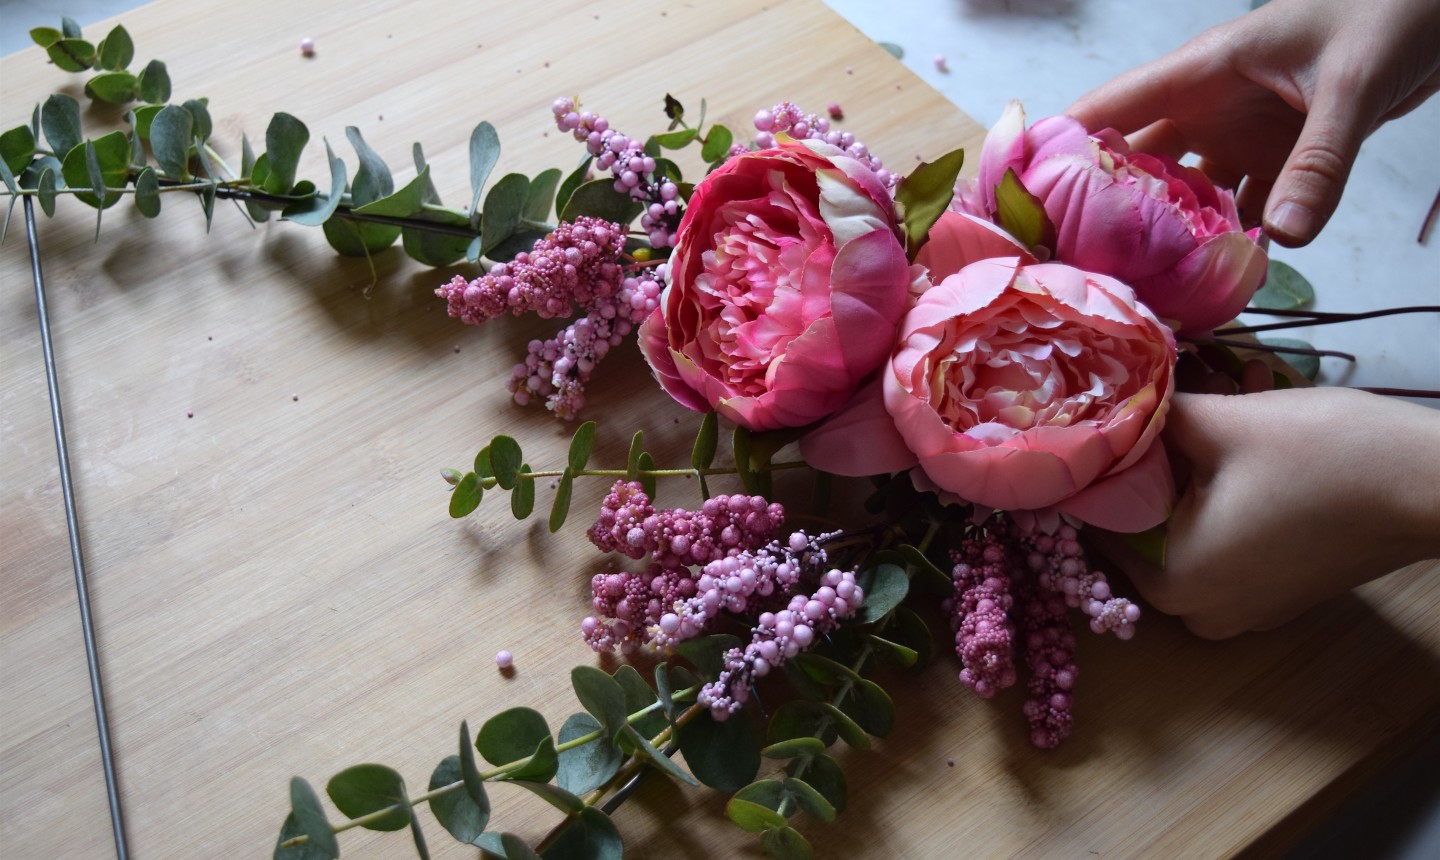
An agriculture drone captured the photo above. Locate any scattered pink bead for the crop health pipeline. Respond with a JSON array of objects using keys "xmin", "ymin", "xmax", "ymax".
[
  {"xmin": 299, "ymin": 37, "xmax": 315, "ymax": 57},
  {"xmin": 934, "ymin": 53, "xmax": 948, "ymax": 72},
  {"xmin": 494, "ymin": 650, "xmax": 513, "ymax": 669},
  {"xmin": 291, "ymin": 394, "xmax": 299, "ymax": 402},
  {"xmin": 186, "ymin": 410, "xmax": 193, "ymax": 418},
  {"xmin": 827, "ymin": 102, "xmax": 844, "ymax": 120}
]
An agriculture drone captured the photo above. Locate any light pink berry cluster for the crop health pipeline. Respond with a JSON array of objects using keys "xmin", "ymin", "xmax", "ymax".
[
  {"xmin": 945, "ymin": 535, "xmax": 1017, "ymax": 699},
  {"xmin": 1021, "ymin": 525, "xmax": 1141, "ymax": 639},
  {"xmin": 551, "ymin": 97, "xmax": 684, "ymax": 248},
  {"xmin": 694, "ymin": 531, "xmax": 862, "ymax": 721},
  {"xmin": 506, "ymin": 266, "xmax": 662, "ymax": 420},
  {"xmin": 436, "ymin": 217, "xmax": 626, "ymax": 324},
  {"xmin": 943, "ymin": 517, "xmax": 1140, "ymax": 748},
  {"xmin": 751, "ymin": 102, "xmax": 893, "ymax": 186}
]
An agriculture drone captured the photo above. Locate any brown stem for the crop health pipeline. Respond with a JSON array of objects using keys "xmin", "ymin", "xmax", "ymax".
[
  {"xmin": 1227, "ymin": 305, "xmax": 1440, "ymax": 334},
  {"xmin": 1208, "ymin": 336, "xmax": 1356, "ymax": 362}
]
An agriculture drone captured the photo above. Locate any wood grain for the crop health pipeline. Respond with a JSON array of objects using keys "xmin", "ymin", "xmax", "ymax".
[{"xmin": 1, "ymin": 1, "xmax": 1435, "ymax": 858}]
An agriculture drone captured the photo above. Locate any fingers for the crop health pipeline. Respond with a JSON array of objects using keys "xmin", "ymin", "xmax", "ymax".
[
  {"xmin": 1067, "ymin": 62, "xmax": 1178, "ymax": 135},
  {"xmin": 1126, "ymin": 119, "xmax": 1188, "ymax": 160},
  {"xmin": 1261, "ymin": 86, "xmax": 1370, "ymax": 246}
]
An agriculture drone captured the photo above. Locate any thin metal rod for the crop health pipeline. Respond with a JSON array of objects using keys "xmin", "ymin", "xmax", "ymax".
[{"xmin": 24, "ymin": 196, "xmax": 130, "ymax": 860}]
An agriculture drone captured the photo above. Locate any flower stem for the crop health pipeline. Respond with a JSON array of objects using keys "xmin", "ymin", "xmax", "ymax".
[
  {"xmin": 1226, "ymin": 305, "xmax": 1440, "ymax": 334},
  {"xmin": 1207, "ymin": 336, "xmax": 1356, "ymax": 362}
]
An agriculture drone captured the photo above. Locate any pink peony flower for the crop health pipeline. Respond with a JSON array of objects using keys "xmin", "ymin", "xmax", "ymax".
[
  {"xmin": 639, "ymin": 138, "xmax": 918, "ymax": 430},
  {"xmin": 801, "ymin": 257, "xmax": 1177, "ymax": 533},
  {"xmin": 959, "ymin": 102, "xmax": 1268, "ymax": 335}
]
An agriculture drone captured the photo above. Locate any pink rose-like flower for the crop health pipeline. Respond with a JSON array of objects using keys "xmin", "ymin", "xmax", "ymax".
[
  {"xmin": 639, "ymin": 138, "xmax": 915, "ymax": 430},
  {"xmin": 960, "ymin": 102, "xmax": 1268, "ymax": 335},
  {"xmin": 802, "ymin": 258, "xmax": 1177, "ymax": 533}
]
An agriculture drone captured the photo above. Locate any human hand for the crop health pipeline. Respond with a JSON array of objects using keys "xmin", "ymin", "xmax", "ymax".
[
  {"xmin": 1067, "ymin": 0, "xmax": 1440, "ymax": 247},
  {"xmin": 1093, "ymin": 388, "xmax": 1440, "ymax": 639}
]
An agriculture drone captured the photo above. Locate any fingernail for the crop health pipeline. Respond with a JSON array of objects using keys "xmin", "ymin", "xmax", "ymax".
[{"xmin": 1265, "ymin": 201, "xmax": 1315, "ymax": 243}]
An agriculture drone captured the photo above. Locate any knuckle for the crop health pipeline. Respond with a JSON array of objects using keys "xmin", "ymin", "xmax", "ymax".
[{"xmin": 1286, "ymin": 143, "xmax": 1350, "ymax": 187}]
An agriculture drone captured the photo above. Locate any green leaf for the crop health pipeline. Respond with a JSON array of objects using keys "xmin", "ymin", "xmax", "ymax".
[
  {"xmin": 476, "ymin": 707, "xmax": 552, "ymax": 770},
  {"xmin": 449, "ymin": 472, "xmax": 482, "ymax": 518},
  {"xmin": 510, "ymin": 464, "xmax": 535, "ymax": 519},
  {"xmin": 475, "ymin": 446, "xmax": 493, "ymax": 479},
  {"xmin": 894, "ymin": 146, "xmax": 966, "ymax": 259},
  {"xmin": 559, "ymin": 178, "xmax": 642, "ymax": 225},
  {"xmin": 877, "ymin": 41, "xmax": 904, "ymax": 59},
  {"xmin": 1250, "ymin": 259, "xmax": 1315, "ymax": 310},
  {"xmin": 726, "ymin": 798, "xmax": 787, "ymax": 833},
  {"xmin": 761, "ymin": 826, "xmax": 815, "ymax": 860},
  {"xmin": 796, "ymin": 753, "xmax": 846, "ymax": 813},
  {"xmin": 556, "ymin": 713, "xmax": 623, "ymax": 795},
  {"xmin": 995, "ymin": 167, "xmax": 1055, "ymax": 251},
  {"xmin": 41, "ymin": 94, "xmax": 82, "ymax": 158},
  {"xmin": 282, "ymin": 139, "xmax": 346, "ymax": 226},
  {"xmin": 691, "ymin": 411, "xmax": 718, "ymax": 471},
  {"xmin": 856, "ymin": 563, "xmax": 908, "ymax": 623},
  {"xmin": 838, "ymin": 678, "xmax": 895, "ymax": 737},
  {"xmin": 794, "ymin": 653, "xmax": 861, "ymax": 687},
  {"xmin": 486, "ymin": 227, "xmax": 548, "ymax": 263},
  {"xmin": 457, "ymin": 720, "xmax": 491, "ymax": 810},
  {"xmin": 409, "ymin": 816, "xmax": 432, "ymax": 860},
  {"xmin": 137, "ymin": 59, "xmax": 170, "ymax": 104},
  {"xmin": 864, "ymin": 633, "xmax": 918, "ymax": 668},
  {"xmin": 898, "ymin": 543, "xmax": 952, "ymax": 593},
  {"xmin": 411, "ymin": 142, "xmax": 442, "ymax": 205},
  {"xmin": 889, "ymin": 606, "xmax": 934, "ymax": 669},
  {"xmin": 134, "ymin": 167, "xmax": 160, "ymax": 217},
  {"xmin": 679, "ymin": 711, "xmax": 760, "ymax": 791},
  {"xmin": 524, "ymin": 167, "xmax": 562, "ymax": 223},
  {"xmin": 345, "ymin": 125, "xmax": 393, "ymax": 205},
  {"xmin": 701, "ymin": 124, "xmax": 734, "ymax": 163},
  {"xmin": 182, "ymin": 99, "xmax": 212, "ymax": 144},
  {"xmin": 131, "ymin": 103, "xmax": 162, "ymax": 140},
  {"xmin": 401, "ymin": 207, "xmax": 473, "ymax": 266},
  {"xmin": 274, "ymin": 813, "xmax": 333, "ymax": 860},
  {"xmin": 732, "ymin": 426, "xmax": 757, "ymax": 494},
  {"xmin": 61, "ymin": 131, "xmax": 127, "ymax": 209},
  {"xmin": 783, "ymin": 777, "xmax": 836, "ymax": 822},
  {"xmin": 636, "ymin": 452, "xmax": 657, "ymax": 500},
  {"xmin": 150, "ymin": 104, "xmax": 193, "ymax": 179},
  {"xmin": 47, "ymin": 39, "xmax": 96, "ymax": 73},
  {"xmin": 61, "ymin": 16, "xmax": 82, "ymax": 38},
  {"xmin": 489, "ymin": 436, "xmax": 523, "ymax": 490},
  {"xmin": 1258, "ymin": 337, "xmax": 1321, "ymax": 380},
  {"xmin": 663, "ymin": 93, "xmax": 685, "ymax": 124},
  {"xmin": 625, "ymin": 431, "xmax": 644, "ymax": 481},
  {"xmin": 610, "ymin": 667, "xmax": 663, "ymax": 740},
  {"xmin": 325, "ymin": 763, "xmax": 410, "ymax": 831},
  {"xmin": 263, "ymin": 112, "xmax": 310, "ymax": 195},
  {"xmin": 767, "ymin": 701, "xmax": 831, "ymax": 746},
  {"xmin": 467, "ymin": 121, "xmax": 501, "ymax": 217},
  {"xmin": 675, "ymin": 634, "xmax": 740, "ymax": 680},
  {"xmin": 480, "ymin": 172, "xmax": 529, "ymax": 256},
  {"xmin": 353, "ymin": 165, "xmax": 431, "ymax": 218},
  {"xmin": 571, "ymin": 665, "xmax": 628, "ymax": 741},
  {"xmin": 555, "ymin": 156, "xmax": 592, "ymax": 217},
  {"xmin": 548, "ymin": 468, "xmax": 574, "ymax": 533},
  {"xmin": 652, "ymin": 128, "xmax": 698, "ymax": 150},
  {"xmin": 288, "ymin": 777, "xmax": 340, "ymax": 858},
  {"xmin": 761, "ymin": 737, "xmax": 826, "ymax": 760},
  {"xmin": 567, "ymin": 421, "xmax": 597, "ymax": 472},
  {"xmin": 1, "ymin": 125, "xmax": 35, "ymax": 177},
  {"xmin": 540, "ymin": 807, "xmax": 623, "ymax": 860},
  {"xmin": 127, "ymin": 115, "xmax": 144, "ymax": 167},
  {"xmin": 621, "ymin": 724, "xmax": 699, "ymax": 785},
  {"xmin": 30, "ymin": 27, "xmax": 62, "ymax": 48},
  {"xmin": 503, "ymin": 734, "xmax": 558, "ymax": 783},
  {"xmin": 95, "ymin": 25, "xmax": 134, "ymax": 70},
  {"xmin": 508, "ymin": 780, "xmax": 584, "ymax": 814},
  {"xmin": 37, "ymin": 167, "xmax": 58, "ymax": 217}
]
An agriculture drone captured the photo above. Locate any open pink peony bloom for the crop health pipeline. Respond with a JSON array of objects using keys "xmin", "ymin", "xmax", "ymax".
[
  {"xmin": 639, "ymin": 138, "xmax": 916, "ymax": 430},
  {"xmin": 959, "ymin": 102, "xmax": 1268, "ymax": 335},
  {"xmin": 801, "ymin": 258, "xmax": 1177, "ymax": 532}
]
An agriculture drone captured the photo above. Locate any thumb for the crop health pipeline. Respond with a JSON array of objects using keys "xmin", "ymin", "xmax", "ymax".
[{"xmin": 1262, "ymin": 87, "xmax": 1369, "ymax": 246}]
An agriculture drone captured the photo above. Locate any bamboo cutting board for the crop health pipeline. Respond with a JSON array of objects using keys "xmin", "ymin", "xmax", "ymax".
[{"xmin": 2, "ymin": 1, "xmax": 1437, "ymax": 858}]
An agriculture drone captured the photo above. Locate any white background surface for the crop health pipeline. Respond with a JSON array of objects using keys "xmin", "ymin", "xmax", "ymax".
[{"xmin": 1, "ymin": 1, "xmax": 1437, "ymax": 857}]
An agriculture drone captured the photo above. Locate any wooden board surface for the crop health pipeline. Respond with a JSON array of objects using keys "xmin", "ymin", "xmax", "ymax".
[{"xmin": 2, "ymin": 1, "xmax": 1436, "ymax": 857}]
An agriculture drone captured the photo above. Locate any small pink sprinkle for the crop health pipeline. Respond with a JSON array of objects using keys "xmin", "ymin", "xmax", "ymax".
[
  {"xmin": 495, "ymin": 650, "xmax": 514, "ymax": 669},
  {"xmin": 186, "ymin": 410, "xmax": 193, "ymax": 418},
  {"xmin": 845, "ymin": 65, "xmax": 853, "ymax": 75},
  {"xmin": 934, "ymin": 53, "xmax": 948, "ymax": 72},
  {"xmin": 827, "ymin": 103, "xmax": 843, "ymax": 120},
  {"xmin": 299, "ymin": 37, "xmax": 315, "ymax": 57}
]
